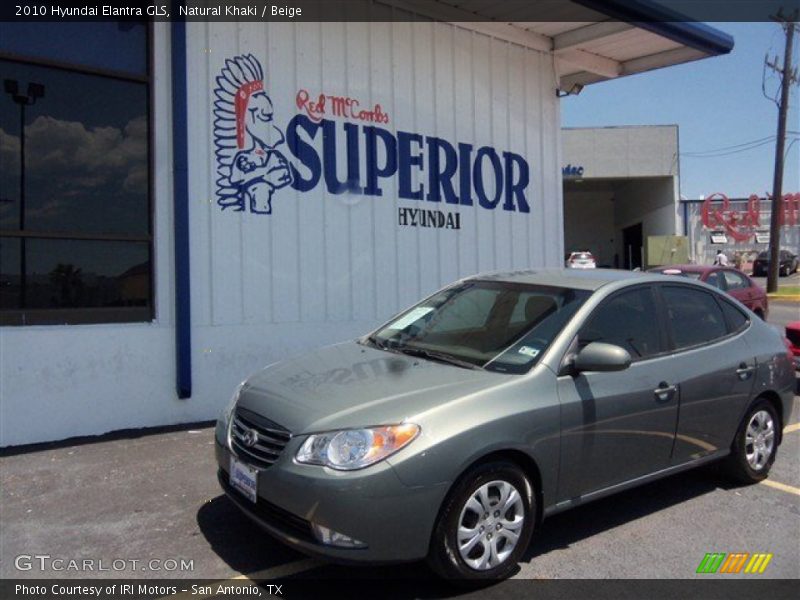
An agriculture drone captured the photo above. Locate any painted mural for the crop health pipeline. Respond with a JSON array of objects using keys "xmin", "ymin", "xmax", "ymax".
[
  {"xmin": 213, "ymin": 54, "xmax": 293, "ymax": 214},
  {"xmin": 212, "ymin": 54, "xmax": 533, "ymax": 222}
]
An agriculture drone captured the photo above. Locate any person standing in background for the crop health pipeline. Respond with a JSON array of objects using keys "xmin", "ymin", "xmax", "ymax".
[{"xmin": 714, "ymin": 249, "xmax": 729, "ymax": 266}]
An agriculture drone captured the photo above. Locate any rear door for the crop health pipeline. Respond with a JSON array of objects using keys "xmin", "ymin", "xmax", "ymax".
[
  {"xmin": 556, "ymin": 285, "xmax": 679, "ymax": 499},
  {"xmin": 658, "ymin": 284, "xmax": 756, "ymax": 463}
]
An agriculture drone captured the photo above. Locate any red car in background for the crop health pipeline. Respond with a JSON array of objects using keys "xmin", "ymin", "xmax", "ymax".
[
  {"xmin": 786, "ymin": 321, "xmax": 800, "ymax": 369},
  {"xmin": 649, "ymin": 265, "xmax": 769, "ymax": 319}
]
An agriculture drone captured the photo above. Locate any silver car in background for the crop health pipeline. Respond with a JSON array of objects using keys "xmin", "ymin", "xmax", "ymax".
[{"xmin": 215, "ymin": 269, "xmax": 794, "ymax": 581}]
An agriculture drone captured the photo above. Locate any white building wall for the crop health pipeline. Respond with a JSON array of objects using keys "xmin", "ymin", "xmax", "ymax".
[
  {"xmin": 1, "ymin": 21, "xmax": 563, "ymax": 446},
  {"xmin": 187, "ymin": 21, "xmax": 563, "ymax": 432},
  {"xmin": 0, "ymin": 23, "xmax": 177, "ymax": 447},
  {"xmin": 562, "ymin": 125, "xmax": 679, "ymax": 179}
]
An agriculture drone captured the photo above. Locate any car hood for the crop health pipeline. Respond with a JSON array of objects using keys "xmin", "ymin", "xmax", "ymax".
[{"xmin": 236, "ymin": 341, "xmax": 505, "ymax": 433}]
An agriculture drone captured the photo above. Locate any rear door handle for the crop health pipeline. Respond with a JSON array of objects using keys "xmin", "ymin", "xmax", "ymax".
[
  {"xmin": 736, "ymin": 363, "xmax": 755, "ymax": 380},
  {"xmin": 654, "ymin": 382, "xmax": 678, "ymax": 402}
]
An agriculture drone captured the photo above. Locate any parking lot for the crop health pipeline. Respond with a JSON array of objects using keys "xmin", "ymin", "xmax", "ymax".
[{"xmin": 1, "ymin": 308, "xmax": 799, "ymax": 593}]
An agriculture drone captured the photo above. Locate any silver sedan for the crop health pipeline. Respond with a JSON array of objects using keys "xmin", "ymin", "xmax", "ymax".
[{"xmin": 215, "ymin": 269, "xmax": 795, "ymax": 581}]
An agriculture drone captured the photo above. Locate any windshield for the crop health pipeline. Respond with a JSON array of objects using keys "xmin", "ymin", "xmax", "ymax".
[{"xmin": 368, "ymin": 281, "xmax": 591, "ymax": 374}]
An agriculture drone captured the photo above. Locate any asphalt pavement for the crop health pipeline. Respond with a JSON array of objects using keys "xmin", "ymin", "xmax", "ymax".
[{"xmin": 1, "ymin": 308, "xmax": 798, "ymax": 594}]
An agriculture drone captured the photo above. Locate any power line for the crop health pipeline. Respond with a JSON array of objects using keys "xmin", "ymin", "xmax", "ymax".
[{"xmin": 683, "ymin": 134, "xmax": 799, "ymax": 157}]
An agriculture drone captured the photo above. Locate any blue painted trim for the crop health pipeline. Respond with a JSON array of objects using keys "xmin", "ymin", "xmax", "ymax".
[
  {"xmin": 574, "ymin": 0, "xmax": 734, "ymax": 57},
  {"xmin": 171, "ymin": 19, "xmax": 192, "ymax": 399}
]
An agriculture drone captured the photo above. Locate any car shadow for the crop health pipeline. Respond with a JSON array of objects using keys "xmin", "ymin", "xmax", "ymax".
[
  {"xmin": 523, "ymin": 464, "xmax": 728, "ymax": 563},
  {"xmin": 196, "ymin": 494, "xmax": 308, "ymax": 575}
]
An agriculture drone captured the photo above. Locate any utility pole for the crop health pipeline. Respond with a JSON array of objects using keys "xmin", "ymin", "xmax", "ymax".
[{"xmin": 765, "ymin": 10, "xmax": 798, "ymax": 293}]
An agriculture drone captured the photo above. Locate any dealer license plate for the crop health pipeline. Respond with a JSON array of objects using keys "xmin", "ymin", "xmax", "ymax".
[{"xmin": 229, "ymin": 455, "xmax": 258, "ymax": 503}]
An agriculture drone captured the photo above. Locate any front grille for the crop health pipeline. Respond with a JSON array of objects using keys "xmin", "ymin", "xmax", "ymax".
[
  {"xmin": 218, "ymin": 470, "xmax": 314, "ymax": 542},
  {"xmin": 230, "ymin": 407, "xmax": 292, "ymax": 468},
  {"xmin": 786, "ymin": 327, "xmax": 800, "ymax": 347}
]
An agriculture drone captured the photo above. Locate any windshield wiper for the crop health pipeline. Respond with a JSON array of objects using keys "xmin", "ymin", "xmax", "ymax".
[
  {"xmin": 394, "ymin": 346, "xmax": 483, "ymax": 370},
  {"xmin": 365, "ymin": 334, "xmax": 392, "ymax": 351}
]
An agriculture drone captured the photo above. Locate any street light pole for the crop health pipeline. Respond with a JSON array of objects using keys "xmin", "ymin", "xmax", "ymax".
[
  {"xmin": 3, "ymin": 79, "xmax": 44, "ymax": 310},
  {"xmin": 19, "ymin": 101, "xmax": 26, "ymax": 308}
]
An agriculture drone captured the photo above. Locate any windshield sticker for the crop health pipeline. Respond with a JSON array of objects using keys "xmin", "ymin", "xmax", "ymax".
[
  {"xmin": 387, "ymin": 307, "xmax": 434, "ymax": 330},
  {"xmin": 518, "ymin": 346, "xmax": 540, "ymax": 358}
]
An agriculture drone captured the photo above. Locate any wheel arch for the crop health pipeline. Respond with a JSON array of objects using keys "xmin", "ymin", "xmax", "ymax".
[
  {"xmin": 428, "ymin": 447, "xmax": 545, "ymax": 554},
  {"xmin": 754, "ymin": 390, "xmax": 784, "ymax": 445}
]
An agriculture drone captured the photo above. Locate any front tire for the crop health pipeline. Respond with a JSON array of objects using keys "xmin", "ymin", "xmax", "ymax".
[
  {"xmin": 427, "ymin": 461, "xmax": 535, "ymax": 582},
  {"xmin": 723, "ymin": 399, "xmax": 780, "ymax": 484}
]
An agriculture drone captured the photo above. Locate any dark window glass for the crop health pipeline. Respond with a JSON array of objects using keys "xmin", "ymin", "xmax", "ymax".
[
  {"xmin": 0, "ymin": 60, "xmax": 148, "ymax": 235},
  {"xmin": 719, "ymin": 298, "xmax": 749, "ymax": 334},
  {"xmin": 0, "ymin": 23, "xmax": 147, "ymax": 76},
  {"xmin": 662, "ymin": 286, "xmax": 728, "ymax": 349},
  {"xmin": 0, "ymin": 27, "xmax": 150, "ymax": 326},
  {"xmin": 579, "ymin": 287, "xmax": 663, "ymax": 360},
  {"xmin": 1, "ymin": 237, "xmax": 149, "ymax": 310}
]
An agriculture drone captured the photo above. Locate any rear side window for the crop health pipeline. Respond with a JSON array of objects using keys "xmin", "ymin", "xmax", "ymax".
[
  {"xmin": 705, "ymin": 271, "xmax": 724, "ymax": 290},
  {"xmin": 579, "ymin": 287, "xmax": 663, "ymax": 360},
  {"xmin": 718, "ymin": 298, "xmax": 749, "ymax": 333},
  {"xmin": 722, "ymin": 271, "xmax": 748, "ymax": 290},
  {"xmin": 662, "ymin": 286, "xmax": 728, "ymax": 349}
]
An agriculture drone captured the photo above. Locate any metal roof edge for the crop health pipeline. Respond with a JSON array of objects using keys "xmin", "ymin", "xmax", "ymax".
[{"xmin": 572, "ymin": 0, "xmax": 734, "ymax": 56}]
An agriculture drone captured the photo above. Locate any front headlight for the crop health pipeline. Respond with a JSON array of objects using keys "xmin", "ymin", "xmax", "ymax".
[{"xmin": 295, "ymin": 424, "xmax": 420, "ymax": 470}]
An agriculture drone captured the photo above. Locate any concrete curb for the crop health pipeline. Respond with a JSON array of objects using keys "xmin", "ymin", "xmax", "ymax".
[{"xmin": 767, "ymin": 295, "xmax": 800, "ymax": 303}]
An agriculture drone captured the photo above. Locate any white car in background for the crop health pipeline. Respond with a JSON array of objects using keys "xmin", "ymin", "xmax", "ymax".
[{"xmin": 566, "ymin": 251, "xmax": 597, "ymax": 269}]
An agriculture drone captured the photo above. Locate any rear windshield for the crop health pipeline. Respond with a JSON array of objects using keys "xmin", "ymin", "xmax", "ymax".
[
  {"xmin": 572, "ymin": 253, "xmax": 593, "ymax": 260},
  {"xmin": 369, "ymin": 281, "xmax": 591, "ymax": 374}
]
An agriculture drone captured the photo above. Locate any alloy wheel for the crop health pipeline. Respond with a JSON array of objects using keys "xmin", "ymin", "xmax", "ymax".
[
  {"xmin": 456, "ymin": 480, "xmax": 525, "ymax": 571},
  {"xmin": 745, "ymin": 410, "xmax": 775, "ymax": 471}
]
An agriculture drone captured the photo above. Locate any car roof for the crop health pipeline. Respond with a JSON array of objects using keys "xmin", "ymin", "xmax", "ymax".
[
  {"xmin": 653, "ymin": 264, "xmax": 711, "ymax": 273},
  {"xmin": 469, "ymin": 268, "xmax": 656, "ymax": 291}
]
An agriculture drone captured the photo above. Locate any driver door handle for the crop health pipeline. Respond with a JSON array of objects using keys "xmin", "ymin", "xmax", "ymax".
[
  {"xmin": 736, "ymin": 363, "xmax": 755, "ymax": 380},
  {"xmin": 654, "ymin": 382, "xmax": 678, "ymax": 402}
]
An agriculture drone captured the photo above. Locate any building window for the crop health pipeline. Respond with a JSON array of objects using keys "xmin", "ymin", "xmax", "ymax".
[{"xmin": 0, "ymin": 23, "xmax": 151, "ymax": 325}]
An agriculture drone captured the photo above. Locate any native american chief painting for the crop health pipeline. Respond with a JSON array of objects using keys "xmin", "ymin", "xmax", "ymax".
[{"xmin": 213, "ymin": 54, "xmax": 292, "ymax": 214}]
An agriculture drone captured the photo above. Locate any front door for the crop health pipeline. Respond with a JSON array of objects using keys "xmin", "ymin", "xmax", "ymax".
[{"xmin": 556, "ymin": 286, "xmax": 679, "ymax": 500}]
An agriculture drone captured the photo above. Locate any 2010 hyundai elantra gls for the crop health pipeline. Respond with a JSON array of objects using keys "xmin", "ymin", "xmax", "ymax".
[{"xmin": 215, "ymin": 269, "xmax": 794, "ymax": 581}]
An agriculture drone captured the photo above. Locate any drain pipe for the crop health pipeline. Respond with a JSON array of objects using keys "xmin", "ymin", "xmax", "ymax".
[{"xmin": 171, "ymin": 18, "xmax": 192, "ymax": 399}]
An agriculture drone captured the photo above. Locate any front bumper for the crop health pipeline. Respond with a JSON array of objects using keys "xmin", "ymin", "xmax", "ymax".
[{"xmin": 214, "ymin": 437, "xmax": 448, "ymax": 563}]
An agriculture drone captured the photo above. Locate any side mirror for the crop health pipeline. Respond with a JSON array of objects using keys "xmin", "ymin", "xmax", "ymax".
[{"xmin": 573, "ymin": 342, "xmax": 631, "ymax": 373}]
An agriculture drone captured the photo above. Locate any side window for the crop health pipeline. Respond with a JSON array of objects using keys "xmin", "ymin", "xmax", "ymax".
[
  {"xmin": 705, "ymin": 271, "xmax": 724, "ymax": 290},
  {"xmin": 722, "ymin": 271, "xmax": 747, "ymax": 290},
  {"xmin": 662, "ymin": 286, "xmax": 728, "ymax": 349},
  {"xmin": 578, "ymin": 287, "xmax": 663, "ymax": 360},
  {"xmin": 719, "ymin": 298, "xmax": 750, "ymax": 334}
]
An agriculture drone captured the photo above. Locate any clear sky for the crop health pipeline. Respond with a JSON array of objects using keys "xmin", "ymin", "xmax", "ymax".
[{"xmin": 561, "ymin": 22, "xmax": 800, "ymax": 200}]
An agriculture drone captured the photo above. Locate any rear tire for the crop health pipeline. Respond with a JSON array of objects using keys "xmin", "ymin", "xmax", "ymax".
[
  {"xmin": 427, "ymin": 461, "xmax": 535, "ymax": 582},
  {"xmin": 723, "ymin": 399, "xmax": 780, "ymax": 484}
]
